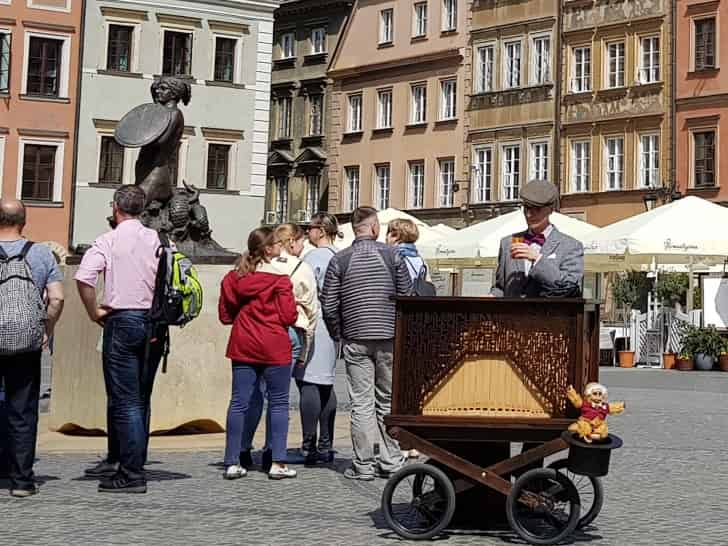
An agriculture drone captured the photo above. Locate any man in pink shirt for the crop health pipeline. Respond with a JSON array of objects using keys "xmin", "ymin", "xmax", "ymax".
[{"xmin": 75, "ymin": 185, "xmax": 164, "ymax": 494}]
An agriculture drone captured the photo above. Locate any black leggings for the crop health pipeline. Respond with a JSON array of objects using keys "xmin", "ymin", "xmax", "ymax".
[{"xmin": 296, "ymin": 380, "xmax": 337, "ymax": 453}]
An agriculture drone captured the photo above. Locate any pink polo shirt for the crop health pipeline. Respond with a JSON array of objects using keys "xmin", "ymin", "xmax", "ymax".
[{"xmin": 74, "ymin": 219, "xmax": 160, "ymax": 310}]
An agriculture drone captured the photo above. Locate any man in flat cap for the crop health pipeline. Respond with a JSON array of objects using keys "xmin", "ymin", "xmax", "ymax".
[{"xmin": 490, "ymin": 179, "xmax": 583, "ymax": 298}]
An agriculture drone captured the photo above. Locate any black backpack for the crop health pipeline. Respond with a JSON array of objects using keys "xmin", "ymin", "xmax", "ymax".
[{"xmin": 404, "ymin": 257, "xmax": 437, "ymax": 297}]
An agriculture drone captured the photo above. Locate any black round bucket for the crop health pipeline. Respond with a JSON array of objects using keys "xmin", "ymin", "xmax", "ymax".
[{"xmin": 561, "ymin": 431, "xmax": 623, "ymax": 477}]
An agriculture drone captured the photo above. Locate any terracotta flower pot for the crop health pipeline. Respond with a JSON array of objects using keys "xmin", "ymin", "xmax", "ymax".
[
  {"xmin": 719, "ymin": 355, "xmax": 728, "ymax": 372},
  {"xmin": 663, "ymin": 353, "xmax": 676, "ymax": 370},
  {"xmin": 618, "ymin": 350, "xmax": 635, "ymax": 368},
  {"xmin": 676, "ymin": 357, "xmax": 694, "ymax": 371}
]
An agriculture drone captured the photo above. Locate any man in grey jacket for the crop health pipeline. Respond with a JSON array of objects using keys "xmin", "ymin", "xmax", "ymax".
[
  {"xmin": 321, "ymin": 207, "xmax": 411, "ymax": 480},
  {"xmin": 490, "ymin": 179, "xmax": 584, "ymax": 298}
]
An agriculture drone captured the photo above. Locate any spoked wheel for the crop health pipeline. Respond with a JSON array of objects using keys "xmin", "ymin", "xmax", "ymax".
[
  {"xmin": 381, "ymin": 463, "xmax": 456, "ymax": 540},
  {"xmin": 548, "ymin": 459, "xmax": 604, "ymax": 528},
  {"xmin": 506, "ymin": 468, "xmax": 581, "ymax": 546}
]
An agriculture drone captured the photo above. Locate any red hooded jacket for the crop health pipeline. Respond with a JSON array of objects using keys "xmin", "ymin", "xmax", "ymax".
[{"xmin": 218, "ymin": 264, "xmax": 298, "ymax": 365}]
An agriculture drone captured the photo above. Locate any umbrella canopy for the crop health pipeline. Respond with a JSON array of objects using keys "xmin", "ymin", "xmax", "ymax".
[
  {"xmin": 336, "ymin": 208, "xmax": 446, "ymax": 249},
  {"xmin": 583, "ymin": 196, "xmax": 728, "ymax": 270},
  {"xmin": 419, "ymin": 208, "xmax": 598, "ymax": 261}
]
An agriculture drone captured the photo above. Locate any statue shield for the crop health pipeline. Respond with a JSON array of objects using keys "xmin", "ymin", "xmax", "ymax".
[{"xmin": 114, "ymin": 103, "xmax": 173, "ymax": 148}]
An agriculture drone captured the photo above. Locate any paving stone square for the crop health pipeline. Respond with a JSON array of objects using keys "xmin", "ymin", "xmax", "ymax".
[{"xmin": 2, "ymin": 371, "xmax": 727, "ymax": 546}]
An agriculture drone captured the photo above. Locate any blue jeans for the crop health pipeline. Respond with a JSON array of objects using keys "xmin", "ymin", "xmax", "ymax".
[
  {"xmin": 102, "ymin": 311, "xmax": 162, "ymax": 480},
  {"xmin": 240, "ymin": 328, "xmax": 301, "ymax": 454},
  {"xmin": 224, "ymin": 363, "xmax": 292, "ymax": 465}
]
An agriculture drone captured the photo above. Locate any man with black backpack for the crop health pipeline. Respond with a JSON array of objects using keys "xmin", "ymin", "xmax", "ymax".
[
  {"xmin": 0, "ymin": 199, "xmax": 64, "ymax": 498},
  {"xmin": 75, "ymin": 185, "xmax": 167, "ymax": 494},
  {"xmin": 321, "ymin": 207, "xmax": 411, "ymax": 481}
]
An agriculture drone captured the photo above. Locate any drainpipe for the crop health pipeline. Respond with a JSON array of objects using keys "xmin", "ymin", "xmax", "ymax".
[
  {"xmin": 554, "ymin": 4, "xmax": 563, "ymax": 210},
  {"xmin": 67, "ymin": 0, "xmax": 87, "ymax": 253},
  {"xmin": 670, "ymin": 0, "xmax": 677, "ymax": 200}
]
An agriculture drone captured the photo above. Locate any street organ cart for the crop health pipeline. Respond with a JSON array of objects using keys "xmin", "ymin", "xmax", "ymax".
[{"xmin": 382, "ymin": 297, "xmax": 621, "ymax": 545}]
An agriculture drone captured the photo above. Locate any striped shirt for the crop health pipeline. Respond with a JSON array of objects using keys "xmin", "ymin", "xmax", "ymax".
[{"xmin": 321, "ymin": 237, "xmax": 411, "ymax": 341}]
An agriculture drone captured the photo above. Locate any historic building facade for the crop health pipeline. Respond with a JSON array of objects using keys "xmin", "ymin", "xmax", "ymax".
[
  {"xmin": 326, "ymin": 0, "xmax": 467, "ymax": 224},
  {"xmin": 71, "ymin": 0, "xmax": 280, "ymax": 251},
  {"xmin": 0, "ymin": 0, "xmax": 82, "ymax": 249},
  {"xmin": 558, "ymin": 0, "xmax": 674, "ymax": 226},
  {"xmin": 465, "ymin": 0, "xmax": 558, "ymax": 224},
  {"xmin": 675, "ymin": 0, "xmax": 727, "ymax": 204},
  {"xmin": 264, "ymin": 0, "xmax": 352, "ymax": 225}
]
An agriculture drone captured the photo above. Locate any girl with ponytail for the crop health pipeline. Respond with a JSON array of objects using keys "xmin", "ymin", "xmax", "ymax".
[{"xmin": 218, "ymin": 227, "xmax": 299, "ymax": 481}]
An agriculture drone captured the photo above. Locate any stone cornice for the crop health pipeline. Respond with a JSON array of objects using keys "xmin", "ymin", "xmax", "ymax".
[
  {"xmin": 156, "ymin": 13, "xmax": 203, "ymax": 28},
  {"xmin": 208, "ymin": 19, "xmax": 250, "ymax": 34},
  {"xmin": 99, "ymin": 6, "xmax": 148, "ymax": 21},
  {"xmin": 22, "ymin": 20, "xmax": 76, "ymax": 33},
  {"xmin": 329, "ymin": 48, "xmax": 463, "ymax": 79}
]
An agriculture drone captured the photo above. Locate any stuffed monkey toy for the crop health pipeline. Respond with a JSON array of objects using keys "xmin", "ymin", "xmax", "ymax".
[{"xmin": 566, "ymin": 382, "xmax": 625, "ymax": 443}]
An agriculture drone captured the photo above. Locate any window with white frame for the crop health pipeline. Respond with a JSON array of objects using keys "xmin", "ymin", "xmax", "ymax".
[
  {"xmin": 98, "ymin": 135, "xmax": 124, "ymax": 184},
  {"xmin": 439, "ymin": 158, "xmax": 455, "ymax": 207},
  {"xmin": 502, "ymin": 145, "xmax": 520, "ymax": 201},
  {"xmin": 409, "ymin": 161, "xmax": 425, "ymax": 208},
  {"xmin": 26, "ymin": 36, "xmax": 64, "ymax": 97},
  {"xmin": 305, "ymin": 175, "xmax": 321, "ymax": 219},
  {"xmin": 107, "ymin": 24, "xmax": 133, "ymax": 72},
  {"xmin": 503, "ymin": 40, "xmax": 522, "ymax": 89},
  {"xmin": 380, "ymin": 9, "xmax": 394, "ymax": 44},
  {"xmin": 440, "ymin": 79, "xmax": 456, "ymax": 120},
  {"xmin": 19, "ymin": 140, "xmax": 64, "ymax": 202},
  {"xmin": 530, "ymin": 141, "xmax": 549, "ymax": 181},
  {"xmin": 639, "ymin": 37, "xmax": 660, "ymax": 83},
  {"xmin": 348, "ymin": 94, "xmax": 362, "ymax": 132},
  {"xmin": 281, "ymin": 32, "xmax": 295, "ymax": 59},
  {"xmin": 214, "ymin": 37, "xmax": 236, "ymax": 82},
  {"xmin": 275, "ymin": 177, "xmax": 289, "ymax": 222},
  {"xmin": 571, "ymin": 46, "xmax": 591, "ymax": 92},
  {"xmin": 162, "ymin": 31, "xmax": 192, "ymax": 76},
  {"xmin": 206, "ymin": 143, "xmax": 231, "ymax": 190},
  {"xmin": 413, "ymin": 2, "xmax": 427, "ymax": 37},
  {"xmin": 311, "ymin": 28, "xmax": 326, "ymax": 55},
  {"xmin": 345, "ymin": 166, "xmax": 360, "ymax": 210},
  {"xmin": 277, "ymin": 96, "xmax": 292, "ymax": 139},
  {"xmin": 411, "ymin": 84, "xmax": 427, "ymax": 123},
  {"xmin": 442, "ymin": 0, "xmax": 457, "ymax": 31},
  {"xmin": 376, "ymin": 164, "xmax": 391, "ymax": 209},
  {"xmin": 0, "ymin": 31, "xmax": 10, "ymax": 93},
  {"xmin": 604, "ymin": 137, "xmax": 624, "ymax": 190},
  {"xmin": 377, "ymin": 89, "xmax": 393, "ymax": 129},
  {"xmin": 473, "ymin": 147, "xmax": 492, "ymax": 202},
  {"xmin": 607, "ymin": 42, "xmax": 625, "ymax": 88},
  {"xmin": 695, "ymin": 18, "xmax": 716, "ymax": 70},
  {"xmin": 571, "ymin": 140, "xmax": 590, "ymax": 192},
  {"xmin": 639, "ymin": 134, "xmax": 660, "ymax": 187},
  {"xmin": 309, "ymin": 94, "xmax": 323, "ymax": 136},
  {"xmin": 531, "ymin": 35, "xmax": 551, "ymax": 84},
  {"xmin": 475, "ymin": 44, "xmax": 494, "ymax": 93}
]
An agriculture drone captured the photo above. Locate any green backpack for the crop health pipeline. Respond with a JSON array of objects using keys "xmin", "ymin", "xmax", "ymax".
[{"xmin": 149, "ymin": 234, "xmax": 203, "ymax": 371}]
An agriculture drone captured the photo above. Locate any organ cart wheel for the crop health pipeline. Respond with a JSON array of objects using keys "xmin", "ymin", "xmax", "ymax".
[
  {"xmin": 547, "ymin": 459, "xmax": 604, "ymax": 528},
  {"xmin": 381, "ymin": 463, "xmax": 456, "ymax": 540},
  {"xmin": 506, "ymin": 468, "xmax": 581, "ymax": 546}
]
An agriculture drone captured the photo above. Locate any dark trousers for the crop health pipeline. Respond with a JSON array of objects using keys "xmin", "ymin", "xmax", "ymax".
[
  {"xmin": 0, "ymin": 351, "xmax": 41, "ymax": 490},
  {"xmin": 102, "ymin": 311, "xmax": 162, "ymax": 480},
  {"xmin": 296, "ymin": 380, "xmax": 336, "ymax": 454},
  {"xmin": 224, "ymin": 363, "xmax": 292, "ymax": 466}
]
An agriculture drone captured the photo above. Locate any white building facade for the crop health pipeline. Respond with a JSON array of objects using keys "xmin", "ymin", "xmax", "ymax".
[{"xmin": 72, "ymin": 0, "xmax": 279, "ymax": 251}]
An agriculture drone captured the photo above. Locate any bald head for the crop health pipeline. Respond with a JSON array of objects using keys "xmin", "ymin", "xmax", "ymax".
[{"xmin": 0, "ymin": 199, "xmax": 27, "ymax": 229}]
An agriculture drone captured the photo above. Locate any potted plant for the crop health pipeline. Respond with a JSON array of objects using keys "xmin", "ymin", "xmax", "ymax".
[
  {"xmin": 680, "ymin": 325, "xmax": 721, "ymax": 371},
  {"xmin": 612, "ymin": 272, "xmax": 645, "ymax": 368},
  {"xmin": 719, "ymin": 341, "xmax": 728, "ymax": 372},
  {"xmin": 677, "ymin": 326, "xmax": 697, "ymax": 371}
]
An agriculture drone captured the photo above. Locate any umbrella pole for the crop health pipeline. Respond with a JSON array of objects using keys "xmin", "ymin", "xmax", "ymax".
[{"xmin": 687, "ymin": 257, "xmax": 694, "ymax": 313}]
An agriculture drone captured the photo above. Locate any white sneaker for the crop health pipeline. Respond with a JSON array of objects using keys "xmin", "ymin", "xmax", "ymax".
[
  {"xmin": 268, "ymin": 464, "xmax": 297, "ymax": 480},
  {"xmin": 223, "ymin": 464, "xmax": 247, "ymax": 480}
]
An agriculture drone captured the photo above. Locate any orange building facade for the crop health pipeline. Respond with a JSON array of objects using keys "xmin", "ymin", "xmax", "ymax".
[
  {"xmin": 0, "ymin": 0, "xmax": 82, "ymax": 249},
  {"xmin": 676, "ymin": 0, "xmax": 728, "ymax": 203}
]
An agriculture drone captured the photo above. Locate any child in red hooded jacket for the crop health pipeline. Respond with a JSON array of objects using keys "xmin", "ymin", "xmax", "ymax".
[{"xmin": 218, "ymin": 227, "xmax": 298, "ymax": 480}]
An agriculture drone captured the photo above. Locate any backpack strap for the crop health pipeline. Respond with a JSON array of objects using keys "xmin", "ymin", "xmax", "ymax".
[
  {"xmin": 0, "ymin": 246, "xmax": 6, "ymax": 260},
  {"xmin": 19, "ymin": 241, "xmax": 35, "ymax": 259},
  {"xmin": 290, "ymin": 259, "xmax": 303, "ymax": 279}
]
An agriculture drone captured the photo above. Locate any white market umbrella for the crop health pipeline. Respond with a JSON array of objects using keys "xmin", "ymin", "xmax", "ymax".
[
  {"xmin": 419, "ymin": 208, "xmax": 598, "ymax": 261},
  {"xmin": 583, "ymin": 196, "xmax": 728, "ymax": 270},
  {"xmin": 336, "ymin": 208, "xmax": 446, "ymax": 249}
]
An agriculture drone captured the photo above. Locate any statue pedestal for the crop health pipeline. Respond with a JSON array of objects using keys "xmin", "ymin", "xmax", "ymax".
[{"xmin": 50, "ymin": 260, "xmax": 236, "ymax": 434}]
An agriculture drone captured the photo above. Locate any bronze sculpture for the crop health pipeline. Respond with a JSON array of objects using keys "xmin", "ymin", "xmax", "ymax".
[{"xmin": 114, "ymin": 76, "xmax": 232, "ymax": 257}]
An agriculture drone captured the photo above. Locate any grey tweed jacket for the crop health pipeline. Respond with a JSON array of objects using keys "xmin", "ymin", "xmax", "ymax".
[{"xmin": 489, "ymin": 226, "xmax": 584, "ymax": 298}]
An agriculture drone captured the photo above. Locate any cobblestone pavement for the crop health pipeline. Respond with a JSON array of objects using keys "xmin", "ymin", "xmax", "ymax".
[{"xmin": 3, "ymin": 380, "xmax": 728, "ymax": 546}]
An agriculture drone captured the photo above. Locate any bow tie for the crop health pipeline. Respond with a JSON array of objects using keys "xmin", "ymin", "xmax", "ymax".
[{"xmin": 524, "ymin": 232, "xmax": 546, "ymax": 246}]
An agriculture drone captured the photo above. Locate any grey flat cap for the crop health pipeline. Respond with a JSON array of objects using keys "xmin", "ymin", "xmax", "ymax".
[{"xmin": 521, "ymin": 179, "xmax": 558, "ymax": 207}]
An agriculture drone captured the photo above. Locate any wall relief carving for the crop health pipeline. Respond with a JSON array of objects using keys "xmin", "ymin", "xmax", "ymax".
[
  {"xmin": 564, "ymin": 89, "xmax": 663, "ymax": 122},
  {"xmin": 470, "ymin": 85, "xmax": 554, "ymax": 110},
  {"xmin": 564, "ymin": 0, "xmax": 664, "ymax": 32}
]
